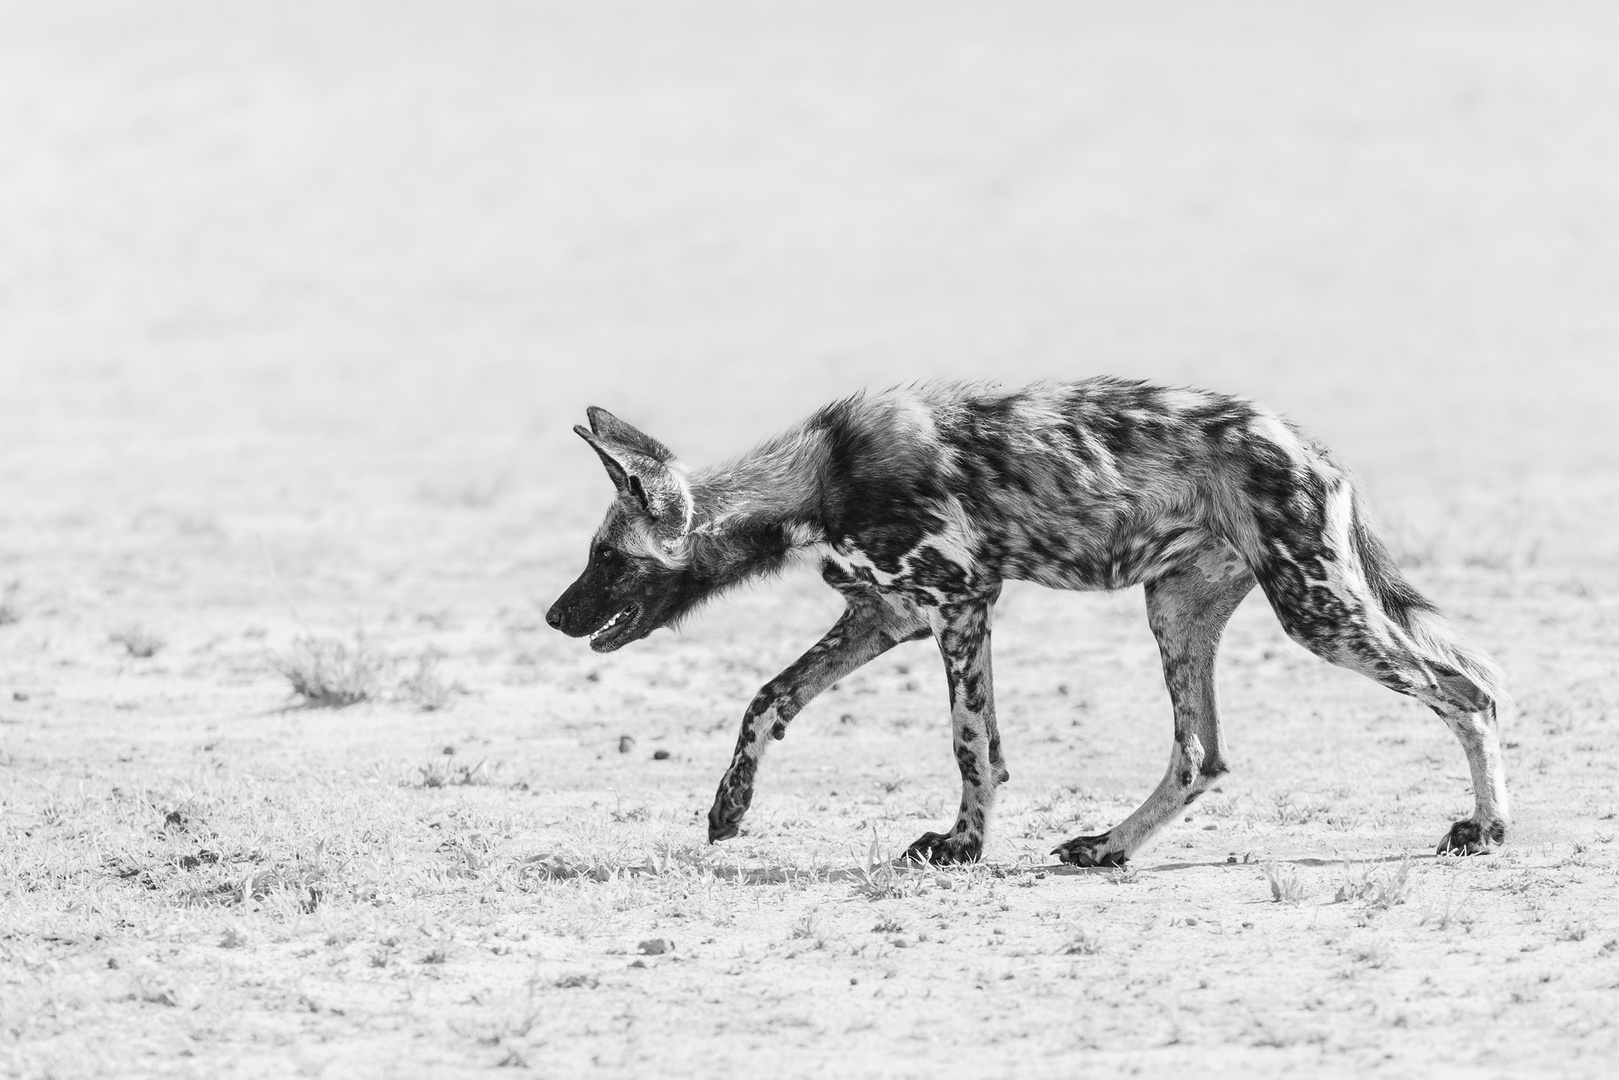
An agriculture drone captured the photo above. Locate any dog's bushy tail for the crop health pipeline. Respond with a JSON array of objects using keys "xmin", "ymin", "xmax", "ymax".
[{"xmin": 1348, "ymin": 493, "xmax": 1507, "ymax": 708}]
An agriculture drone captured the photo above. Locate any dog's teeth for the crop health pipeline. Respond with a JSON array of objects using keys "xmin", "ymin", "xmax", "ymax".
[{"xmin": 590, "ymin": 610, "xmax": 627, "ymax": 641}]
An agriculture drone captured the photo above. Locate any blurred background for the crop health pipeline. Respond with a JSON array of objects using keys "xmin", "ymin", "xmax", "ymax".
[{"xmin": 3, "ymin": 0, "xmax": 1617, "ymax": 630}]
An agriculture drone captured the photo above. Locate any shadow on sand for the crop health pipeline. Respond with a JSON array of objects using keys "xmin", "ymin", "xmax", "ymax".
[{"xmin": 705, "ymin": 850, "xmax": 1455, "ymax": 886}]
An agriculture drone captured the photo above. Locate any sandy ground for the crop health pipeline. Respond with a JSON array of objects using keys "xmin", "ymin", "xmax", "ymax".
[{"xmin": 3, "ymin": 2, "xmax": 1618, "ymax": 1077}]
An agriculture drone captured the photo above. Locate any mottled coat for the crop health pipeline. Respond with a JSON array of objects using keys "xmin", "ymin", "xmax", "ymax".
[{"xmin": 548, "ymin": 378, "xmax": 1510, "ymax": 865}]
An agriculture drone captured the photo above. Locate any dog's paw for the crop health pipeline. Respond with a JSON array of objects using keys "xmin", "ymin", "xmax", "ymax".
[
  {"xmin": 903, "ymin": 830, "xmax": 982, "ymax": 866},
  {"xmin": 706, "ymin": 782, "xmax": 753, "ymax": 844},
  {"xmin": 1436, "ymin": 818, "xmax": 1506, "ymax": 856},
  {"xmin": 1052, "ymin": 832, "xmax": 1129, "ymax": 868}
]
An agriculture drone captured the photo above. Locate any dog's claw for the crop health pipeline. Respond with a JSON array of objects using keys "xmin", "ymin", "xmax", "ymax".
[
  {"xmin": 1436, "ymin": 819, "xmax": 1505, "ymax": 856},
  {"xmin": 1052, "ymin": 832, "xmax": 1129, "ymax": 868},
  {"xmin": 903, "ymin": 830, "xmax": 982, "ymax": 866}
]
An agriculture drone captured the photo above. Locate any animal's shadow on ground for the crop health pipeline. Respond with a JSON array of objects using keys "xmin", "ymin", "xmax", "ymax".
[
  {"xmin": 1059, "ymin": 851, "xmax": 1453, "ymax": 875},
  {"xmin": 706, "ymin": 851, "xmax": 1455, "ymax": 887}
]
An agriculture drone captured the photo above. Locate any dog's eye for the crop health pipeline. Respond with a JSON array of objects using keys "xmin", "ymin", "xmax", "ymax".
[{"xmin": 595, "ymin": 545, "xmax": 620, "ymax": 566}]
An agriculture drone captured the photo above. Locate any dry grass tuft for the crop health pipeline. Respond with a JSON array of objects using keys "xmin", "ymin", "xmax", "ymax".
[
  {"xmin": 275, "ymin": 635, "xmax": 457, "ymax": 711},
  {"xmin": 409, "ymin": 758, "xmax": 491, "ymax": 788},
  {"xmin": 553, "ymin": 973, "xmax": 599, "ymax": 989},
  {"xmin": 400, "ymin": 649, "xmax": 452, "ymax": 711},
  {"xmin": 110, "ymin": 624, "xmax": 165, "ymax": 658},
  {"xmin": 1060, "ymin": 928, "xmax": 1104, "ymax": 955},
  {"xmin": 276, "ymin": 633, "xmax": 386, "ymax": 708}
]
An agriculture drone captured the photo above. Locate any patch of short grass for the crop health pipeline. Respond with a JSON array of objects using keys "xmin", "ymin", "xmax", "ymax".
[
  {"xmin": 1419, "ymin": 876, "xmax": 1476, "ymax": 931},
  {"xmin": 1334, "ymin": 855, "xmax": 1413, "ymax": 909},
  {"xmin": 408, "ymin": 757, "xmax": 492, "ymax": 788},
  {"xmin": 180, "ymin": 862, "xmax": 326, "ymax": 914},
  {"xmin": 851, "ymin": 834, "xmax": 940, "ymax": 901},
  {"xmin": 1272, "ymin": 792, "xmax": 1328, "ymax": 826}
]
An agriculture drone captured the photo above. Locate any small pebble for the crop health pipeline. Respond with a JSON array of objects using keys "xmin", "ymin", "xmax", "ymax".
[{"xmin": 651, "ymin": 749, "xmax": 670, "ymax": 761}]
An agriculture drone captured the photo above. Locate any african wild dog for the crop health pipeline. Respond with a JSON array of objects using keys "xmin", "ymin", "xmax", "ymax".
[{"xmin": 546, "ymin": 379, "xmax": 1510, "ymax": 866}]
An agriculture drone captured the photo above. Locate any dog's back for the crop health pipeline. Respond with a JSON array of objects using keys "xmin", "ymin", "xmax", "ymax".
[{"xmin": 806, "ymin": 377, "xmax": 1275, "ymax": 594}]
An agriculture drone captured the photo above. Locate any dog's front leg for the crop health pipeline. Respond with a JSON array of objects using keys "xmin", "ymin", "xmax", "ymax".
[
  {"xmin": 904, "ymin": 596, "xmax": 1001, "ymax": 866},
  {"xmin": 707, "ymin": 601, "xmax": 920, "ymax": 843}
]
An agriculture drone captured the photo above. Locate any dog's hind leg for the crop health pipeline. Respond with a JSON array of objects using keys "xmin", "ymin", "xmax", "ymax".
[
  {"xmin": 1053, "ymin": 548, "xmax": 1255, "ymax": 868},
  {"xmin": 1253, "ymin": 475, "xmax": 1511, "ymax": 855},
  {"xmin": 905, "ymin": 594, "xmax": 1003, "ymax": 866},
  {"xmin": 707, "ymin": 594, "xmax": 925, "ymax": 843}
]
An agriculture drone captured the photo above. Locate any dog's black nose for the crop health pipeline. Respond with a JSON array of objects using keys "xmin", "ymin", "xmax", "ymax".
[{"xmin": 545, "ymin": 603, "xmax": 564, "ymax": 630}]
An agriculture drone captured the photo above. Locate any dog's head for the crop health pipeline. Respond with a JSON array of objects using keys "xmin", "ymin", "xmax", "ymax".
[{"xmin": 546, "ymin": 407, "xmax": 697, "ymax": 652}]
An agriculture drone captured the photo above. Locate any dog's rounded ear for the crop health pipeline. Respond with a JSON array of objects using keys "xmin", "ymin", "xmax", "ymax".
[
  {"xmin": 585, "ymin": 407, "xmax": 675, "ymax": 464},
  {"xmin": 575, "ymin": 425, "xmax": 693, "ymax": 537},
  {"xmin": 575, "ymin": 424, "xmax": 632, "ymax": 494}
]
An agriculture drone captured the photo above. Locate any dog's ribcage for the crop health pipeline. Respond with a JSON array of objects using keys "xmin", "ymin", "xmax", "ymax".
[{"xmin": 809, "ymin": 381, "xmax": 1264, "ymax": 605}]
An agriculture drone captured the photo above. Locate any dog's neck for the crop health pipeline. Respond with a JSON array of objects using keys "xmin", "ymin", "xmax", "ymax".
[
  {"xmin": 678, "ymin": 423, "xmax": 831, "ymax": 590},
  {"xmin": 689, "ymin": 424, "xmax": 829, "ymax": 542}
]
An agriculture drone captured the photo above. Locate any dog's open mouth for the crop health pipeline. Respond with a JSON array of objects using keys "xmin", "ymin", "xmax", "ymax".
[{"xmin": 588, "ymin": 606, "xmax": 640, "ymax": 652}]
